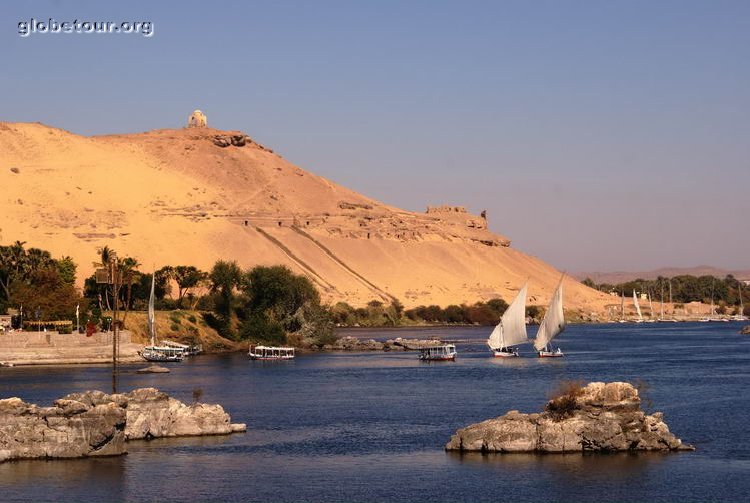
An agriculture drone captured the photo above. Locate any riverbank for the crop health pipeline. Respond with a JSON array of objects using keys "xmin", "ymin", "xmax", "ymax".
[{"xmin": 0, "ymin": 330, "xmax": 143, "ymax": 366}]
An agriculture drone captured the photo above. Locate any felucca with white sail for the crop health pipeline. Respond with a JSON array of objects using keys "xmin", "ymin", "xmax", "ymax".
[
  {"xmin": 534, "ymin": 277, "xmax": 566, "ymax": 358},
  {"xmin": 139, "ymin": 272, "xmax": 184, "ymax": 362},
  {"xmin": 633, "ymin": 290, "xmax": 644, "ymax": 323},
  {"xmin": 487, "ymin": 282, "xmax": 528, "ymax": 357},
  {"xmin": 734, "ymin": 283, "xmax": 747, "ymax": 321}
]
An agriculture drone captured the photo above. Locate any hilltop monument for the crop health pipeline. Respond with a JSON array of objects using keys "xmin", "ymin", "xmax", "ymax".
[{"xmin": 187, "ymin": 110, "xmax": 207, "ymax": 128}]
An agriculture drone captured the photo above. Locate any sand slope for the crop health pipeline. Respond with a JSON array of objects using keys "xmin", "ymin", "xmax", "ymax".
[{"xmin": 0, "ymin": 122, "xmax": 612, "ymax": 314}]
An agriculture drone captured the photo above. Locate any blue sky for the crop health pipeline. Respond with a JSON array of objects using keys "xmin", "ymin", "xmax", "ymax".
[{"xmin": 2, "ymin": 0, "xmax": 748, "ymax": 272}]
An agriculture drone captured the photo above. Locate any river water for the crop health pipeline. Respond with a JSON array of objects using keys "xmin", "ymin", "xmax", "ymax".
[{"xmin": 1, "ymin": 322, "xmax": 749, "ymax": 502}]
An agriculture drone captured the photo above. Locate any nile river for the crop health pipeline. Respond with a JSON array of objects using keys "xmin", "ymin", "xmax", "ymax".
[{"xmin": 1, "ymin": 322, "xmax": 749, "ymax": 502}]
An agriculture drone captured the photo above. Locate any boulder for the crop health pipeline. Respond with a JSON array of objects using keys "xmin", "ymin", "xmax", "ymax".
[
  {"xmin": 330, "ymin": 336, "xmax": 384, "ymax": 351},
  {"xmin": 137, "ymin": 365, "xmax": 170, "ymax": 373},
  {"xmin": 446, "ymin": 382, "xmax": 693, "ymax": 454},
  {"xmin": 386, "ymin": 337, "xmax": 445, "ymax": 350},
  {"xmin": 0, "ymin": 388, "xmax": 246, "ymax": 463},
  {"xmin": 0, "ymin": 395, "xmax": 126, "ymax": 462},
  {"xmin": 740, "ymin": 325, "xmax": 750, "ymax": 335},
  {"xmin": 123, "ymin": 387, "xmax": 246, "ymax": 439}
]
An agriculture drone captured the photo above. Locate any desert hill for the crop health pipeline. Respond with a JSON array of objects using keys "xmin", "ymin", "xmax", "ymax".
[{"xmin": 0, "ymin": 121, "xmax": 613, "ymax": 315}]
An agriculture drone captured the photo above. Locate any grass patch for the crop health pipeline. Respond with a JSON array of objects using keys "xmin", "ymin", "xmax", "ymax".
[{"xmin": 546, "ymin": 379, "xmax": 586, "ymax": 421}]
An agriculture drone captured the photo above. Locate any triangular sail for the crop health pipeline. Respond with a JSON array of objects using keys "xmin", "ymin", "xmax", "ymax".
[
  {"xmin": 488, "ymin": 283, "xmax": 528, "ymax": 349},
  {"xmin": 647, "ymin": 293, "xmax": 654, "ymax": 318},
  {"xmin": 148, "ymin": 273, "xmax": 157, "ymax": 346},
  {"xmin": 535, "ymin": 279, "xmax": 565, "ymax": 351},
  {"xmin": 633, "ymin": 290, "xmax": 643, "ymax": 321},
  {"xmin": 660, "ymin": 283, "xmax": 665, "ymax": 320}
]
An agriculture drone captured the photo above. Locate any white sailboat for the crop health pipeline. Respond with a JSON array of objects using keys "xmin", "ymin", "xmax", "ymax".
[
  {"xmin": 734, "ymin": 283, "xmax": 747, "ymax": 321},
  {"xmin": 487, "ymin": 282, "xmax": 528, "ymax": 357},
  {"xmin": 633, "ymin": 290, "xmax": 644, "ymax": 323},
  {"xmin": 618, "ymin": 290, "xmax": 627, "ymax": 323},
  {"xmin": 535, "ymin": 277, "xmax": 566, "ymax": 357},
  {"xmin": 645, "ymin": 292, "xmax": 656, "ymax": 322},
  {"xmin": 140, "ymin": 273, "xmax": 184, "ymax": 362}
]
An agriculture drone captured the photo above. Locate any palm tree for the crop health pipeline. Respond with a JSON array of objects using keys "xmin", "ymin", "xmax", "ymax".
[
  {"xmin": 209, "ymin": 260, "xmax": 242, "ymax": 337},
  {"xmin": 119, "ymin": 257, "xmax": 141, "ymax": 324},
  {"xmin": 94, "ymin": 246, "xmax": 115, "ymax": 311},
  {"xmin": 0, "ymin": 241, "xmax": 54, "ymax": 305}
]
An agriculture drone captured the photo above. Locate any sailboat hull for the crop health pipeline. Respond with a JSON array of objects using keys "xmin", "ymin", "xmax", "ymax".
[
  {"xmin": 492, "ymin": 349, "xmax": 519, "ymax": 358},
  {"xmin": 538, "ymin": 349, "xmax": 564, "ymax": 358}
]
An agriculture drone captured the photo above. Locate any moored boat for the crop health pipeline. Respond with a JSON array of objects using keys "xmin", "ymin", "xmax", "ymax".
[
  {"xmin": 162, "ymin": 339, "xmax": 203, "ymax": 356},
  {"xmin": 140, "ymin": 272, "xmax": 184, "ymax": 363},
  {"xmin": 140, "ymin": 346, "xmax": 184, "ymax": 362},
  {"xmin": 248, "ymin": 345, "xmax": 295, "ymax": 360},
  {"xmin": 419, "ymin": 344, "xmax": 457, "ymax": 361}
]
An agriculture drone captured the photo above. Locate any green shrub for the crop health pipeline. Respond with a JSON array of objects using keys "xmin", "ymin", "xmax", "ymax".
[
  {"xmin": 240, "ymin": 313, "xmax": 286, "ymax": 345},
  {"xmin": 170, "ymin": 323, "xmax": 180, "ymax": 332},
  {"xmin": 187, "ymin": 314, "xmax": 197, "ymax": 323}
]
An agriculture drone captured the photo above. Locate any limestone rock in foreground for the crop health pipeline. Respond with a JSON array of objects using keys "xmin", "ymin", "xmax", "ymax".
[
  {"xmin": 0, "ymin": 395, "xmax": 126, "ymax": 463},
  {"xmin": 119, "ymin": 388, "xmax": 246, "ymax": 440},
  {"xmin": 446, "ymin": 382, "xmax": 694, "ymax": 454},
  {"xmin": 0, "ymin": 388, "xmax": 246, "ymax": 463}
]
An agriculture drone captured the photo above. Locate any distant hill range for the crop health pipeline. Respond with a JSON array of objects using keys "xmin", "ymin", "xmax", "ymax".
[
  {"xmin": 0, "ymin": 120, "xmax": 613, "ymax": 312},
  {"xmin": 574, "ymin": 266, "xmax": 750, "ymax": 284}
]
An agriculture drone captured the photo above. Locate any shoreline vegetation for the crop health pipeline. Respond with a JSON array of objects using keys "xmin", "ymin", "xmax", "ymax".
[{"xmin": 1, "ymin": 241, "xmax": 748, "ymax": 362}]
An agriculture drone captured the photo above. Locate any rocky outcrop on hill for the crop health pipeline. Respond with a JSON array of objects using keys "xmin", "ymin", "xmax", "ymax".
[
  {"xmin": 446, "ymin": 382, "xmax": 693, "ymax": 453},
  {"xmin": 324, "ymin": 336, "xmax": 446, "ymax": 351},
  {"xmin": 0, "ymin": 388, "xmax": 246, "ymax": 463}
]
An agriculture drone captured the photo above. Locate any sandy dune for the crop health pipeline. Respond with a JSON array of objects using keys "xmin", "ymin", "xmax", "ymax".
[{"xmin": 0, "ymin": 121, "xmax": 613, "ymax": 314}]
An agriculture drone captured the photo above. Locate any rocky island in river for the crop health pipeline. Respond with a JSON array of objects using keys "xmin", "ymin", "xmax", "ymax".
[
  {"xmin": 0, "ymin": 387, "xmax": 246, "ymax": 463},
  {"xmin": 446, "ymin": 381, "xmax": 693, "ymax": 453}
]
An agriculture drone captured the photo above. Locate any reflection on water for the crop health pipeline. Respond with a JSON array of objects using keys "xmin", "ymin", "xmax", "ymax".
[
  {"xmin": 1, "ymin": 322, "xmax": 750, "ymax": 502},
  {"xmin": 448, "ymin": 450, "xmax": 667, "ymax": 480},
  {"xmin": 0, "ymin": 457, "xmax": 127, "ymax": 502}
]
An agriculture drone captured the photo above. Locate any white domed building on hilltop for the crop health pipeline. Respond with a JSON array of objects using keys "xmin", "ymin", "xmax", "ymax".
[{"xmin": 187, "ymin": 109, "xmax": 207, "ymax": 128}]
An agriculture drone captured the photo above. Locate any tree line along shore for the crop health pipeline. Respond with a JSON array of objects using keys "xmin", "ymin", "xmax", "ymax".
[{"xmin": 1, "ymin": 241, "xmax": 747, "ymax": 353}]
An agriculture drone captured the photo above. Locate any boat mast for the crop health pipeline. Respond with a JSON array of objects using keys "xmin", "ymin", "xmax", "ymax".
[
  {"xmin": 621, "ymin": 290, "xmax": 625, "ymax": 320},
  {"xmin": 148, "ymin": 271, "xmax": 157, "ymax": 346},
  {"xmin": 647, "ymin": 290, "xmax": 654, "ymax": 319},
  {"xmin": 669, "ymin": 279, "xmax": 673, "ymax": 315},
  {"xmin": 660, "ymin": 281, "xmax": 665, "ymax": 320}
]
